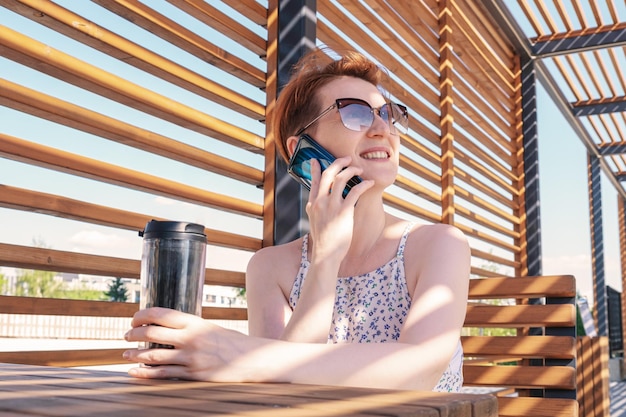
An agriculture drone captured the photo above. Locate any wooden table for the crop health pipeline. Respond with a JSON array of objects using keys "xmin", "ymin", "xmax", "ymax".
[{"xmin": 0, "ymin": 363, "xmax": 497, "ymax": 416}]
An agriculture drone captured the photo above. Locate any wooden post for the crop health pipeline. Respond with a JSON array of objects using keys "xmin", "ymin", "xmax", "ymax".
[
  {"xmin": 617, "ymin": 195, "xmax": 626, "ymax": 352},
  {"xmin": 588, "ymin": 153, "xmax": 608, "ymax": 336},
  {"xmin": 577, "ymin": 336, "xmax": 610, "ymax": 417},
  {"xmin": 438, "ymin": 0, "xmax": 455, "ymax": 225}
]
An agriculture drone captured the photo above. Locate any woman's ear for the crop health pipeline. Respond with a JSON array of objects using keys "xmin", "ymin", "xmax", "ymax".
[{"xmin": 286, "ymin": 135, "xmax": 300, "ymax": 158}]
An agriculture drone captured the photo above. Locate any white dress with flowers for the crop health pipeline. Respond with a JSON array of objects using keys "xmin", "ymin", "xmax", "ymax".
[{"xmin": 288, "ymin": 222, "xmax": 464, "ymax": 392}]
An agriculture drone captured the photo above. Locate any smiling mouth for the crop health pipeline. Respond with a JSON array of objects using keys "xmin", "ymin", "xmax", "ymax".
[{"xmin": 361, "ymin": 151, "xmax": 389, "ymax": 159}]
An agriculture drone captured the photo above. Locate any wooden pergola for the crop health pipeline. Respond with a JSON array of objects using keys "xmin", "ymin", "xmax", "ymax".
[
  {"xmin": 0, "ymin": 1, "xmax": 624, "ymax": 415},
  {"xmin": 486, "ymin": 1, "xmax": 626, "ymax": 349}
]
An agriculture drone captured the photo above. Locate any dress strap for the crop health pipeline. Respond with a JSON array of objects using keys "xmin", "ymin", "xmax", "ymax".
[
  {"xmin": 301, "ymin": 233, "xmax": 309, "ymax": 264},
  {"xmin": 396, "ymin": 222, "xmax": 416, "ymax": 259}
]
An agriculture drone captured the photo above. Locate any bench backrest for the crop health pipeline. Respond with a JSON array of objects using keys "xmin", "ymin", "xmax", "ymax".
[{"xmin": 463, "ymin": 275, "xmax": 578, "ymax": 417}]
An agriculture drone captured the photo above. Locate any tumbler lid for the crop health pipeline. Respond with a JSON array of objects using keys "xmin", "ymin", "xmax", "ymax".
[{"xmin": 139, "ymin": 220, "xmax": 206, "ymax": 242}]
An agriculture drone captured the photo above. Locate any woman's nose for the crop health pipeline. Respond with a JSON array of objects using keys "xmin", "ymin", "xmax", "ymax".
[{"xmin": 367, "ymin": 111, "xmax": 391, "ymax": 136}]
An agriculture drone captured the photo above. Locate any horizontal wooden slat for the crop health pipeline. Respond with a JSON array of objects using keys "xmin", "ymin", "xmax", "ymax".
[
  {"xmin": 469, "ymin": 276, "xmax": 576, "ymax": 299},
  {"xmin": 0, "ymin": 79, "xmax": 263, "ymax": 186},
  {"xmin": 221, "ymin": 0, "xmax": 267, "ymax": 26},
  {"xmin": 0, "ymin": 296, "xmax": 137, "ymax": 317},
  {"xmin": 170, "ymin": 0, "xmax": 266, "ymax": 56},
  {"xmin": 92, "ymin": 0, "xmax": 266, "ymax": 87},
  {"xmin": 0, "ymin": 26, "xmax": 264, "ymax": 152},
  {"xmin": 0, "ymin": 185, "xmax": 262, "ymax": 252},
  {"xmin": 0, "ymin": 134, "xmax": 263, "ymax": 218},
  {"xmin": 463, "ymin": 365, "xmax": 577, "ymax": 390},
  {"xmin": 1, "ymin": 0, "xmax": 265, "ymax": 120},
  {"xmin": 470, "ymin": 249, "xmax": 520, "ymax": 269},
  {"xmin": 0, "ymin": 296, "xmax": 247, "ymax": 320},
  {"xmin": 0, "ymin": 243, "xmax": 246, "ymax": 287},
  {"xmin": 461, "ymin": 336, "xmax": 576, "ymax": 359},
  {"xmin": 0, "ymin": 349, "xmax": 127, "ymax": 367},
  {"xmin": 465, "ymin": 304, "xmax": 576, "ymax": 327},
  {"xmin": 497, "ymin": 397, "xmax": 579, "ymax": 417}
]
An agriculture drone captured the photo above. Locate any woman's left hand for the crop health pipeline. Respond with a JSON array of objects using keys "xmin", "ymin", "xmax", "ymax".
[{"xmin": 123, "ymin": 307, "xmax": 249, "ymax": 381}]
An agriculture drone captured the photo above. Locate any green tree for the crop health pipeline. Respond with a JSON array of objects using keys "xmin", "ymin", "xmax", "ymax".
[
  {"xmin": 0, "ymin": 272, "xmax": 7, "ymax": 295},
  {"xmin": 105, "ymin": 277, "xmax": 129, "ymax": 302},
  {"xmin": 15, "ymin": 269, "xmax": 64, "ymax": 298},
  {"xmin": 58, "ymin": 284, "xmax": 107, "ymax": 301}
]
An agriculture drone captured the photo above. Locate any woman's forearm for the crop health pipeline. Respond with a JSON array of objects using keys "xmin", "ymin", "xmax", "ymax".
[
  {"xmin": 234, "ymin": 334, "xmax": 455, "ymax": 391},
  {"xmin": 279, "ymin": 259, "xmax": 339, "ymax": 342}
]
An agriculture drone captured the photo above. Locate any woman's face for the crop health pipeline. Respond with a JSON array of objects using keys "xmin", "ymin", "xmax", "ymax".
[{"xmin": 289, "ymin": 76, "xmax": 400, "ymax": 188}]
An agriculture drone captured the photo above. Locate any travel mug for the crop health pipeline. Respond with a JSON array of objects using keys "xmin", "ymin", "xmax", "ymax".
[{"xmin": 139, "ymin": 220, "xmax": 207, "ymax": 349}]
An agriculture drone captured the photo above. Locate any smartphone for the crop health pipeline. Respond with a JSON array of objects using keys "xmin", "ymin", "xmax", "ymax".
[{"xmin": 287, "ymin": 133, "xmax": 362, "ymax": 199}]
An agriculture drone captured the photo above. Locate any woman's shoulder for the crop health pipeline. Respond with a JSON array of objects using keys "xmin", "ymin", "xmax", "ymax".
[
  {"xmin": 246, "ymin": 236, "xmax": 304, "ymax": 284},
  {"xmin": 404, "ymin": 222, "xmax": 470, "ymax": 270},
  {"xmin": 408, "ymin": 222, "xmax": 467, "ymax": 245}
]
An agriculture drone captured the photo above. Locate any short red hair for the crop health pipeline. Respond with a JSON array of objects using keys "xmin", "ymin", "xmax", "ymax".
[{"xmin": 271, "ymin": 49, "xmax": 388, "ymax": 162}]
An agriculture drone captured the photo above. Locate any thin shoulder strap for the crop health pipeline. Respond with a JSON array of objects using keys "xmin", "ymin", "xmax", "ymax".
[
  {"xmin": 397, "ymin": 222, "xmax": 416, "ymax": 258},
  {"xmin": 301, "ymin": 233, "xmax": 309, "ymax": 263}
]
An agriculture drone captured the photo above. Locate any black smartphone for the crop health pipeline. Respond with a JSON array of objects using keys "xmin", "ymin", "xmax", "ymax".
[{"xmin": 287, "ymin": 133, "xmax": 362, "ymax": 199}]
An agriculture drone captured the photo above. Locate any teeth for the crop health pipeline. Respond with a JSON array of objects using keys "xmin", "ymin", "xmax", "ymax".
[{"xmin": 361, "ymin": 151, "xmax": 388, "ymax": 159}]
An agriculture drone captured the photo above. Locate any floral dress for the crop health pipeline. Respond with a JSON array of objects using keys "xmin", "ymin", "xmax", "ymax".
[{"xmin": 288, "ymin": 222, "xmax": 463, "ymax": 392}]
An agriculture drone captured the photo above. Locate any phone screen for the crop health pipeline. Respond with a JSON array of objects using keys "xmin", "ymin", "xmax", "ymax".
[{"xmin": 287, "ymin": 134, "xmax": 362, "ymax": 198}]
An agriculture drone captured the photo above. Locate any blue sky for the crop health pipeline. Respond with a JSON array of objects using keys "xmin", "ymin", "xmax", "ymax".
[
  {"xmin": 0, "ymin": 1, "xmax": 622, "ymax": 305},
  {"xmin": 536, "ymin": 84, "xmax": 621, "ymax": 300}
]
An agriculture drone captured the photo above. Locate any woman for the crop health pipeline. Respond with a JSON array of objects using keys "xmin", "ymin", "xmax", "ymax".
[{"xmin": 123, "ymin": 49, "xmax": 471, "ymax": 392}]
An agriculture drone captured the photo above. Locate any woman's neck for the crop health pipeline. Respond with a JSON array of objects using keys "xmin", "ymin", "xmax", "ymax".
[{"xmin": 345, "ymin": 195, "xmax": 388, "ymax": 260}]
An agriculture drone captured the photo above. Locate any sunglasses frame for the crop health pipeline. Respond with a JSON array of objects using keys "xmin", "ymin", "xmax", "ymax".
[{"xmin": 295, "ymin": 97, "xmax": 408, "ymax": 136}]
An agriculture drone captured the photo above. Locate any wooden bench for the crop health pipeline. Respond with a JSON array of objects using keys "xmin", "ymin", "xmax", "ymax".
[
  {"xmin": 1, "ymin": 273, "xmax": 580, "ymax": 417},
  {"xmin": 463, "ymin": 275, "xmax": 578, "ymax": 417}
]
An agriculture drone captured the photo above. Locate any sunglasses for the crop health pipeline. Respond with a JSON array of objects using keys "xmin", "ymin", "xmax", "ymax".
[{"xmin": 295, "ymin": 98, "xmax": 409, "ymax": 136}]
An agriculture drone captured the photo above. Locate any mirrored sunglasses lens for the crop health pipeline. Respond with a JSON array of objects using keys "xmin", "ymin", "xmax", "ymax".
[
  {"xmin": 389, "ymin": 103, "xmax": 408, "ymax": 133},
  {"xmin": 338, "ymin": 103, "xmax": 374, "ymax": 131}
]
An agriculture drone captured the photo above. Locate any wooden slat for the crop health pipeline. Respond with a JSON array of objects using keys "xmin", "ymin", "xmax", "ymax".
[
  {"xmin": 0, "ymin": 296, "xmax": 247, "ymax": 320},
  {"xmin": 0, "ymin": 185, "xmax": 262, "ymax": 251},
  {"xmin": 470, "ymin": 249, "xmax": 520, "ymax": 269},
  {"xmin": 170, "ymin": 0, "xmax": 266, "ymax": 56},
  {"xmin": 0, "ymin": 243, "xmax": 246, "ymax": 287},
  {"xmin": 0, "ymin": 26, "xmax": 264, "ymax": 152},
  {"xmin": 453, "ymin": 141, "xmax": 520, "ymax": 196},
  {"xmin": 531, "ymin": 22, "xmax": 626, "ymax": 43},
  {"xmin": 0, "ymin": 134, "xmax": 263, "ymax": 219},
  {"xmin": 0, "ymin": 296, "xmax": 138, "ymax": 317},
  {"xmin": 497, "ymin": 397, "xmax": 579, "ymax": 417},
  {"xmin": 461, "ymin": 336, "xmax": 576, "ymax": 359},
  {"xmin": 468, "ymin": 276, "xmax": 576, "ymax": 298},
  {"xmin": 91, "ymin": 0, "xmax": 266, "ymax": 87},
  {"xmin": 382, "ymin": 192, "xmax": 442, "ymax": 224},
  {"xmin": 465, "ymin": 304, "xmax": 575, "ymax": 327},
  {"xmin": 0, "ymin": 77, "xmax": 263, "ymax": 186},
  {"xmin": 439, "ymin": 0, "xmax": 455, "ymax": 225},
  {"xmin": 454, "ymin": 222, "xmax": 520, "ymax": 253},
  {"xmin": 454, "ymin": 203, "xmax": 519, "ymax": 240},
  {"xmin": 463, "ymin": 365, "xmax": 577, "ymax": 389},
  {"xmin": 454, "ymin": 167, "xmax": 519, "ymax": 211},
  {"xmin": 576, "ymin": 336, "xmax": 610, "ymax": 417},
  {"xmin": 221, "ymin": 0, "xmax": 267, "ymax": 26},
  {"xmin": 0, "ymin": 349, "xmax": 128, "ymax": 367},
  {"xmin": 1, "ymin": 0, "xmax": 265, "ymax": 120},
  {"xmin": 455, "ymin": 187, "xmax": 521, "ymax": 226},
  {"xmin": 394, "ymin": 174, "xmax": 442, "ymax": 204}
]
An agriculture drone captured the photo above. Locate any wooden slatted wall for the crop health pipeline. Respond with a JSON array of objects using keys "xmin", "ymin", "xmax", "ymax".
[
  {"xmin": 316, "ymin": 0, "xmax": 525, "ymax": 277},
  {"xmin": 0, "ymin": 0, "xmax": 525, "ymax": 347},
  {"xmin": 0, "ymin": 0, "xmax": 270, "ymax": 324}
]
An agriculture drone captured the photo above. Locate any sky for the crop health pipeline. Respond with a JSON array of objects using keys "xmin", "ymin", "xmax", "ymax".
[
  {"xmin": 0, "ymin": 1, "xmax": 623, "ymax": 306},
  {"xmin": 536, "ymin": 83, "xmax": 622, "ymax": 301}
]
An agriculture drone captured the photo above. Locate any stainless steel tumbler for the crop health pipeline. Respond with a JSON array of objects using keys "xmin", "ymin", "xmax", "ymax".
[{"xmin": 139, "ymin": 220, "xmax": 207, "ymax": 349}]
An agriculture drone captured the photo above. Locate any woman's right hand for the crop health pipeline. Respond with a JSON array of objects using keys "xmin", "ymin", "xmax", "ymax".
[{"xmin": 305, "ymin": 156, "xmax": 373, "ymax": 263}]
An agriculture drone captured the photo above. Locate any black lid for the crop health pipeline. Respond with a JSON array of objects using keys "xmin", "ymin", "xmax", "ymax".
[{"xmin": 139, "ymin": 220, "xmax": 206, "ymax": 242}]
